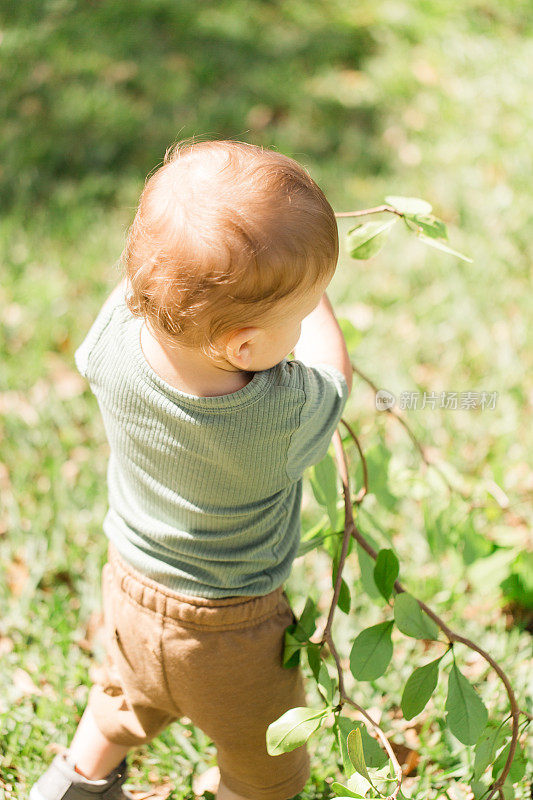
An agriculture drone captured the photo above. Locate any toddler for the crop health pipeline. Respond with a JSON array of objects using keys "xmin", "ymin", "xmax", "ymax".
[{"xmin": 30, "ymin": 139, "xmax": 352, "ymax": 800}]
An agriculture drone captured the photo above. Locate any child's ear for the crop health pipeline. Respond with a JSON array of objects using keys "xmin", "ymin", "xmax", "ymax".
[{"xmin": 224, "ymin": 327, "xmax": 262, "ymax": 369}]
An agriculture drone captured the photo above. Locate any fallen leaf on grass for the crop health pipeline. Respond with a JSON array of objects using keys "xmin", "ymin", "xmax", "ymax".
[{"xmin": 403, "ymin": 749, "xmax": 420, "ymax": 776}]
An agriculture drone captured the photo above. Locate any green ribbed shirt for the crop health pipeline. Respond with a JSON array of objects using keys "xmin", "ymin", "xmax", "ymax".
[{"xmin": 74, "ymin": 287, "xmax": 349, "ymax": 597}]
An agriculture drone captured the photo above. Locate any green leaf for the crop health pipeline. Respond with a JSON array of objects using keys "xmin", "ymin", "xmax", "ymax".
[
  {"xmin": 339, "ymin": 317, "xmax": 363, "ymax": 353},
  {"xmin": 445, "ymin": 663, "xmax": 488, "ymax": 745},
  {"xmin": 405, "ymin": 213, "xmax": 448, "ymax": 239},
  {"xmin": 492, "ymin": 742, "xmax": 527, "ymax": 783},
  {"xmin": 283, "ymin": 597, "xmax": 320, "ymax": 668},
  {"xmin": 347, "ymin": 219, "xmax": 396, "ymax": 259},
  {"xmin": 317, "ymin": 662, "xmax": 336, "ymax": 705},
  {"xmin": 461, "ymin": 517, "xmax": 493, "ymax": 566},
  {"xmin": 310, "ymin": 453, "xmax": 339, "ymax": 530},
  {"xmin": 306, "ymin": 642, "xmax": 322, "ymax": 682},
  {"xmin": 401, "ymin": 657, "xmax": 441, "ymax": 720},
  {"xmin": 283, "ymin": 628, "xmax": 304, "ymax": 668},
  {"xmin": 385, "ymin": 195, "xmax": 432, "ymax": 215},
  {"xmin": 357, "ymin": 544, "xmax": 382, "ymax": 601},
  {"xmin": 358, "ymin": 726, "xmax": 388, "ymax": 769},
  {"xmin": 332, "ymin": 548, "xmax": 352, "ymax": 615},
  {"xmin": 373, "ymin": 548, "xmax": 399, "ymax": 601},
  {"xmin": 323, "ymin": 530, "xmax": 343, "ymax": 558},
  {"xmin": 469, "ymin": 547, "xmax": 520, "ymax": 590},
  {"xmin": 349, "ymin": 621, "xmax": 394, "ymax": 681},
  {"xmin": 296, "ymin": 597, "xmax": 319, "ymax": 640},
  {"xmin": 394, "ymin": 593, "xmax": 440, "ymax": 640},
  {"xmin": 470, "ymin": 779, "xmax": 489, "ymax": 800},
  {"xmin": 266, "ymin": 706, "xmax": 329, "ymax": 755},
  {"xmin": 423, "ymin": 501, "xmax": 449, "ymax": 558},
  {"xmin": 335, "ymin": 717, "xmax": 387, "ymax": 774},
  {"xmin": 347, "ymin": 728, "xmax": 376, "ymax": 789},
  {"xmin": 335, "ymin": 716, "xmax": 357, "ymax": 777},
  {"xmin": 474, "ymin": 722, "xmax": 506, "ymax": 780},
  {"xmin": 297, "ymin": 530, "xmax": 336, "ymax": 557},
  {"xmin": 330, "ymin": 782, "xmax": 364, "ymax": 798},
  {"xmin": 300, "ymin": 515, "xmax": 328, "ymax": 542},
  {"xmin": 337, "ymin": 578, "xmax": 351, "ymax": 614},
  {"xmin": 501, "ymin": 781, "xmax": 516, "ymax": 800},
  {"xmin": 346, "ymin": 772, "xmax": 374, "ymax": 797},
  {"xmin": 417, "ymin": 233, "xmax": 473, "ymax": 262}
]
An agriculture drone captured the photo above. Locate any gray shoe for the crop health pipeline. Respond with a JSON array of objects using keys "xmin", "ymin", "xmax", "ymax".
[{"xmin": 29, "ymin": 751, "xmax": 134, "ymax": 799}]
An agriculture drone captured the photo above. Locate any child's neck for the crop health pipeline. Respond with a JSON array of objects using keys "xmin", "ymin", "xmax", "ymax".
[{"xmin": 140, "ymin": 322, "xmax": 254, "ymax": 397}]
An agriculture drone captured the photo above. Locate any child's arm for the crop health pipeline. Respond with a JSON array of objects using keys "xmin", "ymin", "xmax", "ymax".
[{"xmin": 293, "ymin": 292, "xmax": 353, "ymax": 396}]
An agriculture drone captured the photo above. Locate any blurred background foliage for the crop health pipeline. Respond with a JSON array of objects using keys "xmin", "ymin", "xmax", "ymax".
[{"xmin": 1, "ymin": 0, "xmax": 531, "ymax": 797}]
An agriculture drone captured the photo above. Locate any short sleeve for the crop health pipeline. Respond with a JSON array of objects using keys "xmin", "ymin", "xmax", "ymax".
[
  {"xmin": 285, "ymin": 360, "xmax": 350, "ymax": 481},
  {"xmin": 74, "ymin": 283, "xmax": 127, "ymax": 380}
]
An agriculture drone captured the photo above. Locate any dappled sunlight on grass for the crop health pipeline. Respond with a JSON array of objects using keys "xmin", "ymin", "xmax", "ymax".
[{"xmin": 1, "ymin": 1, "xmax": 531, "ymax": 797}]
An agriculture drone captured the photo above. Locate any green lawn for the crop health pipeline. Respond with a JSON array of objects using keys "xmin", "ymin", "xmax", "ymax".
[{"xmin": 1, "ymin": 1, "xmax": 531, "ymax": 798}]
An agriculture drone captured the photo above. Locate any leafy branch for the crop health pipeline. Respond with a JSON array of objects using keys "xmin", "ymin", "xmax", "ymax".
[
  {"xmin": 339, "ymin": 195, "xmax": 473, "ymax": 263},
  {"xmin": 332, "ymin": 415, "xmax": 523, "ymax": 799},
  {"xmin": 266, "ymin": 198, "xmax": 529, "ymax": 800}
]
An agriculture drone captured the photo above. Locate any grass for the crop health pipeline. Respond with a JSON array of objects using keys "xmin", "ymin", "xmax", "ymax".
[{"xmin": 0, "ymin": 1, "xmax": 531, "ymax": 797}]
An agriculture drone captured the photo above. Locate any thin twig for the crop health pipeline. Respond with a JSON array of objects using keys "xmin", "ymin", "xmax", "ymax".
[
  {"xmin": 323, "ymin": 632, "xmax": 345, "ymax": 708},
  {"xmin": 335, "ymin": 205, "xmax": 405, "ymax": 219},
  {"xmin": 340, "ymin": 418, "xmax": 368, "ymax": 503}
]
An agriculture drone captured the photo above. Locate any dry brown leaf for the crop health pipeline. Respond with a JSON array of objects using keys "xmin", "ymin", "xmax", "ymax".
[
  {"xmin": 389, "ymin": 740, "xmax": 420, "ymax": 777},
  {"xmin": 403, "ymin": 748, "xmax": 420, "ymax": 776}
]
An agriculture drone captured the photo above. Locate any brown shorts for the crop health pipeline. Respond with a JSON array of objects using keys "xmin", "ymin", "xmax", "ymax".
[{"xmin": 87, "ymin": 541, "xmax": 311, "ymax": 800}]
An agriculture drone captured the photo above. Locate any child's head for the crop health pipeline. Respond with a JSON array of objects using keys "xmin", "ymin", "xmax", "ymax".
[{"xmin": 122, "ymin": 138, "xmax": 338, "ymax": 363}]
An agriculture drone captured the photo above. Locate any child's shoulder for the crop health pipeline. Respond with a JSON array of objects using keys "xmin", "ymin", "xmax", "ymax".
[
  {"xmin": 74, "ymin": 289, "xmax": 130, "ymax": 380},
  {"xmin": 275, "ymin": 358, "xmax": 349, "ymax": 400}
]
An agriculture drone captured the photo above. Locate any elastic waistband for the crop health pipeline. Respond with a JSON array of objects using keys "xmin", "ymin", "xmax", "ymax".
[{"xmin": 106, "ymin": 541, "xmax": 286, "ymax": 630}]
